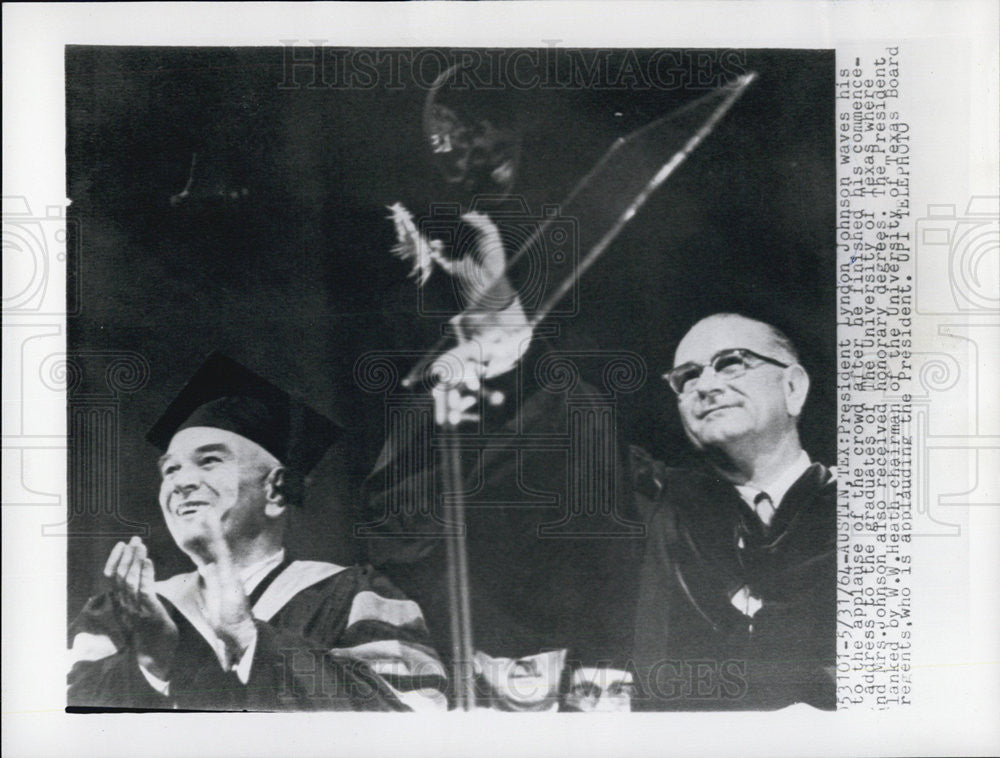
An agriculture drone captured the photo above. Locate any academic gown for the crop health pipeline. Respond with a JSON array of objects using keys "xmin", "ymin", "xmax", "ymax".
[
  {"xmin": 68, "ymin": 560, "xmax": 448, "ymax": 711},
  {"xmin": 360, "ymin": 341, "xmax": 643, "ymax": 673},
  {"xmin": 629, "ymin": 446, "xmax": 837, "ymax": 711}
]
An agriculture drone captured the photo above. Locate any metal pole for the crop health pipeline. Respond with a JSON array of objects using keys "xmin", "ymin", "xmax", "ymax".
[{"xmin": 442, "ymin": 427, "xmax": 476, "ymax": 710}]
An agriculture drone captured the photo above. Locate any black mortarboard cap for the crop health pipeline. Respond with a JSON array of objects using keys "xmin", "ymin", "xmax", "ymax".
[{"xmin": 146, "ymin": 353, "xmax": 340, "ymax": 477}]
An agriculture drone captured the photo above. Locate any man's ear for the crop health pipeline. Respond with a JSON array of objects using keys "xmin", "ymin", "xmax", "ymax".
[
  {"xmin": 263, "ymin": 466, "xmax": 288, "ymax": 518},
  {"xmin": 783, "ymin": 364, "xmax": 810, "ymax": 418}
]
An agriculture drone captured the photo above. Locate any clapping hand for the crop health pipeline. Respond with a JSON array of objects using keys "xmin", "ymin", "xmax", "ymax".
[
  {"xmin": 180, "ymin": 509, "xmax": 257, "ymax": 665},
  {"xmin": 104, "ymin": 536, "xmax": 179, "ymax": 680}
]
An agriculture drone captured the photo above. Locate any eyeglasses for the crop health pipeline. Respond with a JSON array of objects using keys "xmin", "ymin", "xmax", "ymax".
[{"xmin": 663, "ymin": 348, "xmax": 790, "ymax": 396}]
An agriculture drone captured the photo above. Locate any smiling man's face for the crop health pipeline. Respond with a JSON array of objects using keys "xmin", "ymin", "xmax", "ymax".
[
  {"xmin": 158, "ymin": 426, "xmax": 278, "ymax": 554},
  {"xmin": 673, "ymin": 315, "xmax": 801, "ymax": 456}
]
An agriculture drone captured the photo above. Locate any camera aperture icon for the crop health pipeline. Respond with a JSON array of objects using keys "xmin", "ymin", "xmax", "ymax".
[
  {"xmin": 2, "ymin": 196, "xmax": 80, "ymax": 316},
  {"xmin": 417, "ymin": 195, "xmax": 579, "ymax": 318},
  {"xmin": 915, "ymin": 197, "xmax": 999, "ymax": 314}
]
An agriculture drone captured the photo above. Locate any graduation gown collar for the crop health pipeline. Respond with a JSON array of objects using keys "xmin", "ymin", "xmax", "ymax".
[{"xmin": 154, "ymin": 559, "xmax": 349, "ymax": 664}]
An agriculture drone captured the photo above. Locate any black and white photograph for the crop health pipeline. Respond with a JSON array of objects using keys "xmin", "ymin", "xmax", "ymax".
[
  {"xmin": 62, "ymin": 45, "xmax": 835, "ymax": 713},
  {"xmin": 3, "ymin": 2, "xmax": 999, "ymax": 757}
]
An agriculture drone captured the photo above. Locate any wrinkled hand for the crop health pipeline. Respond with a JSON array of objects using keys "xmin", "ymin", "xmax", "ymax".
[
  {"xmin": 180, "ymin": 509, "xmax": 256, "ymax": 663},
  {"xmin": 431, "ymin": 211, "xmax": 533, "ymax": 427},
  {"xmin": 199, "ymin": 561, "xmax": 256, "ymax": 665},
  {"xmin": 104, "ymin": 536, "xmax": 178, "ymax": 680}
]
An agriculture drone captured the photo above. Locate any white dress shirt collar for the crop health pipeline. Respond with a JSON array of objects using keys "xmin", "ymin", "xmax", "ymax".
[
  {"xmin": 734, "ymin": 450, "xmax": 812, "ymax": 512},
  {"xmin": 141, "ymin": 549, "xmax": 285, "ymax": 695}
]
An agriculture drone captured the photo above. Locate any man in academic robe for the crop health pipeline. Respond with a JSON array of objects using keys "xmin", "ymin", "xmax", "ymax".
[
  {"xmin": 361, "ymin": 213, "xmax": 642, "ymax": 710},
  {"xmin": 67, "ymin": 354, "xmax": 448, "ymax": 711},
  {"xmin": 630, "ymin": 313, "xmax": 836, "ymax": 711}
]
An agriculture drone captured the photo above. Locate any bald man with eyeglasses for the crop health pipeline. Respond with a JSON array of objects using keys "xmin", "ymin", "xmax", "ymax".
[{"xmin": 629, "ymin": 313, "xmax": 836, "ymax": 711}]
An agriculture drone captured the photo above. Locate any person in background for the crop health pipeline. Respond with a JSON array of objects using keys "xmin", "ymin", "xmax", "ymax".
[{"xmin": 362, "ymin": 213, "xmax": 641, "ymax": 711}]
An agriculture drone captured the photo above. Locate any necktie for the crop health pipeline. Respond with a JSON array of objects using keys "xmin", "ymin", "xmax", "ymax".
[{"xmin": 753, "ymin": 491, "xmax": 776, "ymax": 528}]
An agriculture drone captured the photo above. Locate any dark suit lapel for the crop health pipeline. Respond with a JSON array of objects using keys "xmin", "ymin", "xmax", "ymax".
[
  {"xmin": 746, "ymin": 463, "xmax": 836, "ymax": 597},
  {"xmin": 667, "ymin": 471, "xmax": 752, "ymax": 631}
]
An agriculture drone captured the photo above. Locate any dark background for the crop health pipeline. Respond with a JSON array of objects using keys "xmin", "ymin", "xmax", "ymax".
[{"xmin": 66, "ymin": 47, "xmax": 835, "ymax": 616}]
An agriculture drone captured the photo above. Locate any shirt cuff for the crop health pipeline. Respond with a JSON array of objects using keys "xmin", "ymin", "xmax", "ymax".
[
  {"xmin": 138, "ymin": 662, "xmax": 171, "ymax": 696},
  {"xmin": 479, "ymin": 297, "xmax": 535, "ymax": 379},
  {"xmin": 230, "ymin": 628, "xmax": 258, "ymax": 685}
]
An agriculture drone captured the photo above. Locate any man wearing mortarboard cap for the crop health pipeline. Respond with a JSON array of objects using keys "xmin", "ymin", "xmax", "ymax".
[{"xmin": 68, "ymin": 354, "xmax": 448, "ymax": 711}]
